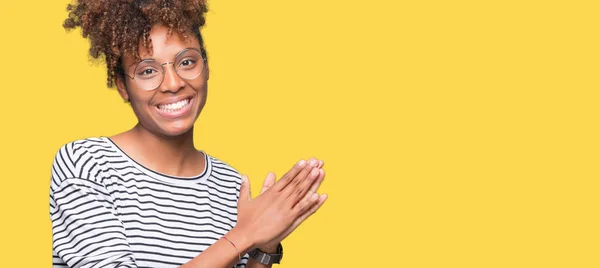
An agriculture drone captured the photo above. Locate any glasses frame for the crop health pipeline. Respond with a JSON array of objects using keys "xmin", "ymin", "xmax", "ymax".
[{"xmin": 125, "ymin": 48, "xmax": 207, "ymax": 91}]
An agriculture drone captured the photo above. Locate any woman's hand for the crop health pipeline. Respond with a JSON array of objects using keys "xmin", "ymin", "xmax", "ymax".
[
  {"xmin": 256, "ymin": 158, "xmax": 327, "ymax": 252},
  {"xmin": 233, "ymin": 159, "xmax": 323, "ymax": 249}
]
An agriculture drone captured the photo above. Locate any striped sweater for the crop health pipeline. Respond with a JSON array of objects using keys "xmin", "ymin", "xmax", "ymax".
[{"xmin": 49, "ymin": 137, "xmax": 249, "ymax": 267}]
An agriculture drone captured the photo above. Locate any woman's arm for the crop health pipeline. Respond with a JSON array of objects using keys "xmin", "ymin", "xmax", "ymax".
[
  {"xmin": 51, "ymin": 144, "xmax": 322, "ymax": 268},
  {"xmin": 52, "ymin": 177, "xmax": 252, "ymax": 268},
  {"xmin": 180, "ymin": 227, "xmax": 252, "ymax": 268},
  {"xmin": 182, "ymin": 160, "xmax": 323, "ymax": 268},
  {"xmin": 51, "ymin": 177, "xmax": 138, "ymax": 268}
]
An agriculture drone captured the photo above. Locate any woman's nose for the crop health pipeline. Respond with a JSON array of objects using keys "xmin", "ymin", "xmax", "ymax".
[{"xmin": 159, "ymin": 63, "xmax": 185, "ymax": 93}]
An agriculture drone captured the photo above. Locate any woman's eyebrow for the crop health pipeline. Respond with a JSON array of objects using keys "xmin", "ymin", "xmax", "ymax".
[
  {"xmin": 127, "ymin": 57, "xmax": 155, "ymax": 70},
  {"xmin": 174, "ymin": 47, "xmax": 200, "ymax": 56}
]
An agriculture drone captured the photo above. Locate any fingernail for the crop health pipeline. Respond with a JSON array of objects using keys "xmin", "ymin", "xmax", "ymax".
[
  {"xmin": 311, "ymin": 168, "xmax": 319, "ymax": 176},
  {"xmin": 310, "ymin": 159, "xmax": 318, "ymax": 167},
  {"xmin": 298, "ymin": 160, "xmax": 306, "ymax": 167},
  {"xmin": 311, "ymin": 193, "xmax": 319, "ymax": 201},
  {"xmin": 241, "ymin": 174, "xmax": 247, "ymax": 183}
]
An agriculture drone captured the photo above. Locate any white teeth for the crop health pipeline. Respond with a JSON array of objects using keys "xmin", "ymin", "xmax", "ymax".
[{"xmin": 158, "ymin": 99, "xmax": 190, "ymax": 112}]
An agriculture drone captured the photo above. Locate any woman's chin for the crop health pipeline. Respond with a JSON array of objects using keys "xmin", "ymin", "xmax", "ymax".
[{"xmin": 158, "ymin": 121, "xmax": 195, "ymax": 137}]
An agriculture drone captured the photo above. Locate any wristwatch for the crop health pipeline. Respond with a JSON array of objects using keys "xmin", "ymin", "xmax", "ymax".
[{"xmin": 248, "ymin": 243, "xmax": 284, "ymax": 264}]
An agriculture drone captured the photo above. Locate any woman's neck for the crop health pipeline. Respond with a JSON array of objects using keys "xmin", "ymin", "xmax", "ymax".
[{"xmin": 111, "ymin": 123, "xmax": 206, "ymax": 177}]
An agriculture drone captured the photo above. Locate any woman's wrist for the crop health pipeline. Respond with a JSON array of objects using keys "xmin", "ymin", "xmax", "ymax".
[{"xmin": 226, "ymin": 226, "xmax": 255, "ymax": 254}]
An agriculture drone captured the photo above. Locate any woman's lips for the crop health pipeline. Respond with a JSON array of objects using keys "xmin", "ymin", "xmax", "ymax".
[{"xmin": 155, "ymin": 97, "xmax": 193, "ymax": 119}]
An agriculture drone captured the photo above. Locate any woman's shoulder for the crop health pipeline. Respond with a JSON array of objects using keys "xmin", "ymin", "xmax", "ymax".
[
  {"xmin": 204, "ymin": 153, "xmax": 242, "ymax": 180},
  {"xmin": 50, "ymin": 137, "xmax": 112, "ymax": 188},
  {"xmin": 53, "ymin": 136, "xmax": 112, "ymax": 158}
]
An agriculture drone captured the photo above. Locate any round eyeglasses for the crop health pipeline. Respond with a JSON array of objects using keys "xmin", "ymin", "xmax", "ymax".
[{"xmin": 125, "ymin": 48, "xmax": 206, "ymax": 91}]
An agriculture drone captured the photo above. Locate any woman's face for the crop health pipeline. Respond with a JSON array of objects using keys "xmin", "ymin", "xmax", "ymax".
[{"xmin": 116, "ymin": 25, "xmax": 208, "ymax": 137}]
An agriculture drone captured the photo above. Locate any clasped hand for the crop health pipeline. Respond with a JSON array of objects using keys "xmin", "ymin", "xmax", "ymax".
[{"xmin": 235, "ymin": 158, "xmax": 328, "ymax": 251}]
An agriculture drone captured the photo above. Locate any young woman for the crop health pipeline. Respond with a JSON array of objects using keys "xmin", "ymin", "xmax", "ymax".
[{"xmin": 50, "ymin": 0, "xmax": 328, "ymax": 267}]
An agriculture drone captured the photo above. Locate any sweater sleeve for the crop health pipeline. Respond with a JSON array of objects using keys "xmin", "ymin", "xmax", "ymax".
[{"xmin": 50, "ymin": 144, "xmax": 137, "ymax": 268}]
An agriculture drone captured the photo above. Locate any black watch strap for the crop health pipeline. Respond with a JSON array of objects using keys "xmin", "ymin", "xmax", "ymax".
[{"xmin": 248, "ymin": 243, "xmax": 283, "ymax": 264}]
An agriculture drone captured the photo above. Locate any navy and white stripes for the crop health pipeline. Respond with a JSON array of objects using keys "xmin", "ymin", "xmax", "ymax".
[{"xmin": 50, "ymin": 137, "xmax": 248, "ymax": 268}]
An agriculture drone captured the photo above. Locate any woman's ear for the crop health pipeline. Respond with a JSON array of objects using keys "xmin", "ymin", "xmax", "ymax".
[
  {"xmin": 206, "ymin": 64, "xmax": 210, "ymax": 81},
  {"xmin": 116, "ymin": 76, "xmax": 130, "ymax": 102}
]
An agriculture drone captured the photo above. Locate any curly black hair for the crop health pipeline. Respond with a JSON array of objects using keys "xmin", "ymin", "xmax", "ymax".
[{"xmin": 63, "ymin": 0, "xmax": 209, "ymax": 88}]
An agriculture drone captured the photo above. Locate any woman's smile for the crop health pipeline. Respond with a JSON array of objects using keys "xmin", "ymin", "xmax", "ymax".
[{"xmin": 154, "ymin": 96, "xmax": 195, "ymax": 119}]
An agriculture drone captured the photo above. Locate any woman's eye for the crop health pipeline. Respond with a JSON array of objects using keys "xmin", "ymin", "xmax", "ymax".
[
  {"xmin": 180, "ymin": 59, "xmax": 196, "ymax": 67},
  {"xmin": 138, "ymin": 69, "xmax": 157, "ymax": 76}
]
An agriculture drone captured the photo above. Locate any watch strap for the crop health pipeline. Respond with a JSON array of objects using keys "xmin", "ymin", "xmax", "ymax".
[{"xmin": 248, "ymin": 244, "xmax": 283, "ymax": 264}]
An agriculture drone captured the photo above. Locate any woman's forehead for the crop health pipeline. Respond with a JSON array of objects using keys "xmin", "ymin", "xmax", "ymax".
[{"xmin": 136, "ymin": 26, "xmax": 200, "ymax": 60}]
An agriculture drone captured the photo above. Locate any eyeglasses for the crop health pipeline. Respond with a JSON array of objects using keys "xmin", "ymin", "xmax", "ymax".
[{"xmin": 125, "ymin": 48, "xmax": 206, "ymax": 91}]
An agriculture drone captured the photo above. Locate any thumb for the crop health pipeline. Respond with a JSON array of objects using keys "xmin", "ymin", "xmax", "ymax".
[
  {"xmin": 239, "ymin": 174, "xmax": 252, "ymax": 204},
  {"xmin": 260, "ymin": 172, "xmax": 276, "ymax": 195}
]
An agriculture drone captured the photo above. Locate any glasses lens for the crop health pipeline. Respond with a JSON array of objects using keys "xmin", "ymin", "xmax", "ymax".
[
  {"xmin": 175, "ymin": 49, "xmax": 204, "ymax": 80},
  {"xmin": 134, "ymin": 60, "xmax": 164, "ymax": 90}
]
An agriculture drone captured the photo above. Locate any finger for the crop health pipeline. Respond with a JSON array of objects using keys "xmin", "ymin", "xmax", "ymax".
[
  {"xmin": 287, "ymin": 167, "xmax": 320, "ymax": 203},
  {"xmin": 281, "ymin": 163, "xmax": 316, "ymax": 200},
  {"xmin": 299, "ymin": 169, "xmax": 325, "ymax": 204},
  {"xmin": 270, "ymin": 193, "xmax": 328, "ymax": 244},
  {"xmin": 294, "ymin": 193, "xmax": 327, "ymax": 217},
  {"xmin": 309, "ymin": 157, "xmax": 323, "ymax": 169},
  {"xmin": 308, "ymin": 157, "xmax": 325, "ymax": 168},
  {"xmin": 308, "ymin": 158, "xmax": 319, "ymax": 168},
  {"xmin": 295, "ymin": 159, "xmax": 319, "ymax": 188},
  {"xmin": 282, "ymin": 194, "xmax": 328, "ymax": 242},
  {"xmin": 238, "ymin": 174, "xmax": 251, "ymax": 207},
  {"xmin": 272, "ymin": 160, "xmax": 307, "ymax": 192},
  {"xmin": 293, "ymin": 192, "xmax": 318, "ymax": 215},
  {"xmin": 300, "ymin": 194, "xmax": 327, "ymax": 223},
  {"xmin": 260, "ymin": 172, "xmax": 276, "ymax": 195},
  {"xmin": 298, "ymin": 194, "xmax": 328, "ymax": 221}
]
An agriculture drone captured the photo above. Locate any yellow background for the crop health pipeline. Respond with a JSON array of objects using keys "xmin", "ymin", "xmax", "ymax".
[{"xmin": 0, "ymin": 0, "xmax": 599, "ymax": 267}]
